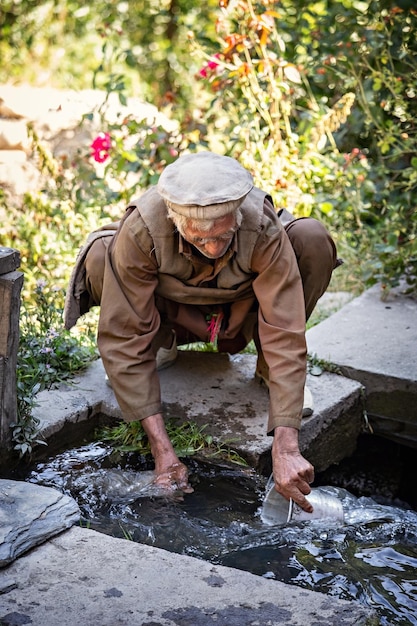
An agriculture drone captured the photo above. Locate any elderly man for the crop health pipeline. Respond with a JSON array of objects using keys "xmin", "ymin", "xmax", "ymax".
[{"xmin": 65, "ymin": 152, "xmax": 339, "ymax": 512}]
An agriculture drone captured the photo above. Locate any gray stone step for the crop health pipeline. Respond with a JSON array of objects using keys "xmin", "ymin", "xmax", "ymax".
[{"xmin": 307, "ymin": 283, "xmax": 417, "ymax": 447}]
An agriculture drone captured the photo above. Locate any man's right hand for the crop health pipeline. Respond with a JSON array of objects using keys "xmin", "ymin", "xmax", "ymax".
[
  {"xmin": 153, "ymin": 460, "xmax": 194, "ymax": 493},
  {"xmin": 142, "ymin": 413, "xmax": 194, "ymax": 494}
]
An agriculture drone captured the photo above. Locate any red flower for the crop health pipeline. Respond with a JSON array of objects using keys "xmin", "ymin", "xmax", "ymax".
[
  {"xmin": 91, "ymin": 132, "xmax": 112, "ymax": 163},
  {"xmin": 199, "ymin": 54, "xmax": 221, "ymax": 78}
]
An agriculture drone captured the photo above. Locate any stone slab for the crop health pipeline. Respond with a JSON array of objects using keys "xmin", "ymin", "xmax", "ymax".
[
  {"xmin": 0, "ymin": 525, "xmax": 374, "ymax": 626},
  {"xmin": 0, "ymin": 84, "xmax": 177, "ymax": 132},
  {"xmin": 0, "ymin": 479, "xmax": 80, "ymax": 566},
  {"xmin": 0, "ymin": 84, "xmax": 178, "ymax": 199},
  {"xmin": 33, "ymin": 357, "xmax": 122, "ymax": 442},
  {"xmin": 307, "ymin": 283, "xmax": 417, "ymax": 387},
  {"xmin": 306, "ymin": 284, "xmax": 417, "ymax": 447},
  {"xmin": 34, "ymin": 352, "xmax": 364, "ymax": 473}
]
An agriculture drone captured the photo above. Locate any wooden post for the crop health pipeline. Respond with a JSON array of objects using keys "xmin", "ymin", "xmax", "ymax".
[{"xmin": 0, "ymin": 247, "xmax": 23, "ymax": 455}]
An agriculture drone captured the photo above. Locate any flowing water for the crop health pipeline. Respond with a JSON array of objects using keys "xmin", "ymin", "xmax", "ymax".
[{"xmin": 23, "ymin": 441, "xmax": 417, "ymax": 626}]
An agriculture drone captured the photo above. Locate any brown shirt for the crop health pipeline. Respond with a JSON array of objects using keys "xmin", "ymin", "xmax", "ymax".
[{"xmin": 97, "ymin": 187, "xmax": 307, "ymax": 433}]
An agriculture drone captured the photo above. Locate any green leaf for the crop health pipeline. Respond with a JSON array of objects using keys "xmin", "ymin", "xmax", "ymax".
[
  {"xmin": 310, "ymin": 365, "xmax": 323, "ymax": 376},
  {"xmin": 319, "ymin": 201, "xmax": 334, "ymax": 215}
]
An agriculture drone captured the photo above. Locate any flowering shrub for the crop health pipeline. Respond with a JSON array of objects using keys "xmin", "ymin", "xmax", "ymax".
[
  {"xmin": 198, "ymin": 54, "xmax": 221, "ymax": 78},
  {"xmin": 188, "ymin": 2, "xmax": 357, "ymax": 217},
  {"xmin": 6, "ymin": 1, "xmax": 414, "ymax": 296},
  {"xmin": 188, "ymin": 0, "xmax": 416, "ymax": 294},
  {"xmin": 309, "ymin": 1, "xmax": 417, "ymax": 295}
]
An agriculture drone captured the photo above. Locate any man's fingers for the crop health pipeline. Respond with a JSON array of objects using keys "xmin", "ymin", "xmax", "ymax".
[
  {"xmin": 275, "ymin": 476, "xmax": 314, "ymax": 513},
  {"xmin": 305, "ymin": 467, "xmax": 315, "ymax": 484},
  {"xmin": 180, "ymin": 484, "xmax": 194, "ymax": 494},
  {"xmin": 298, "ymin": 480, "xmax": 312, "ymax": 496},
  {"xmin": 154, "ymin": 462, "xmax": 194, "ymax": 494},
  {"xmin": 275, "ymin": 472, "xmax": 312, "ymax": 496},
  {"xmin": 292, "ymin": 492, "xmax": 314, "ymax": 513},
  {"xmin": 289, "ymin": 477, "xmax": 314, "ymax": 511}
]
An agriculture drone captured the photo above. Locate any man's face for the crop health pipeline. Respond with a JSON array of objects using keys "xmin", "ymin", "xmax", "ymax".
[{"xmin": 182, "ymin": 214, "xmax": 237, "ymax": 259}]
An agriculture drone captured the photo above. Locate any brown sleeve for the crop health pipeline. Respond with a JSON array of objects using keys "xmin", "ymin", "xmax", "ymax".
[
  {"xmin": 97, "ymin": 212, "xmax": 163, "ymax": 422},
  {"xmin": 251, "ymin": 205, "xmax": 307, "ymax": 432}
]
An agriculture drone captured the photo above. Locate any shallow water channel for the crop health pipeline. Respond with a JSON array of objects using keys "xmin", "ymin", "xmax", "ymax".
[{"xmin": 23, "ymin": 439, "xmax": 417, "ymax": 626}]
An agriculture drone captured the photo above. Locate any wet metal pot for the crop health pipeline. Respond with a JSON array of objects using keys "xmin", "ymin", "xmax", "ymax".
[{"xmin": 260, "ymin": 476, "xmax": 345, "ymax": 526}]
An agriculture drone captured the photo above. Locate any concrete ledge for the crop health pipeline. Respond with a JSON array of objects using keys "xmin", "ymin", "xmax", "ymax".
[
  {"xmin": 33, "ymin": 358, "xmax": 122, "ymax": 448},
  {"xmin": 307, "ymin": 284, "xmax": 417, "ymax": 385},
  {"xmin": 34, "ymin": 351, "xmax": 364, "ymax": 474},
  {"xmin": 307, "ymin": 284, "xmax": 417, "ymax": 447},
  {"xmin": 299, "ymin": 371, "xmax": 364, "ymax": 472},
  {"xmin": 0, "ymin": 526, "xmax": 374, "ymax": 626}
]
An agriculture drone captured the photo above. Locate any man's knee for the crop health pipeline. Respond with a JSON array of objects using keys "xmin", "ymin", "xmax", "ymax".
[
  {"xmin": 285, "ymin": 217, "xmax": 339, "ymax": 319},
  {"xmin": 285, "ymin": 217, "xmax": 337, "ymax": 268}
]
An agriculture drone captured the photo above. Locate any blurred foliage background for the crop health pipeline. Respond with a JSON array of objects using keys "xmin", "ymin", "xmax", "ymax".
[
  {"xmin": 1, "ymin": 0, "xmax": 416, "ymax": 449},
  {"xmin": 1, "ymin": 0, "xmax": 416, "ymax": 295}
]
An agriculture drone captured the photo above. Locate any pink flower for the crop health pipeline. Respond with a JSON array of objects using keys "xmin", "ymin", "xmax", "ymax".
[
  {"xmin": 198, "ymin": 54, "xmax": 221, "ymax": 78},
  {"xmin": 91, "ymin": 132, "xmax": 112, "ymax": 163}
]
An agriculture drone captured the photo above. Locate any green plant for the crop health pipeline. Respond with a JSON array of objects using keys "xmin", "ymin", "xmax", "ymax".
[
  {"xmin": 19, "ymin": 281, "xmax": 97, "ymax": 386},
  {"xmin": 12, "ymin": 281, "xmax": 97, "ymax": 457},
  {"xmin": 189, "ymin": 2, "xmax": 355, "ymax": 209},
  {"xmin": 11, "ymin": 382, "xmax": 46, "ymax": 459},
  {"xmin": 308, "ymin": 1, "xmax": 417, "ymax": 294},
  {"xmin": 118, "ymin": 524, "xmax": 134, "ymax": 541},
  {"xmin": 0, "ymin": 0, "xmax": 217, "ymax": 111},
  {"xmin": 99, "ymin": 417, "xmax": 248, "ymax": 466},
  {"xmin": 307, "ymin": 353, "xmax": 342, "ymax": 376},
  {"xmin": 79, "ymin": 518, "xmax": 91, "ymax": 529}
]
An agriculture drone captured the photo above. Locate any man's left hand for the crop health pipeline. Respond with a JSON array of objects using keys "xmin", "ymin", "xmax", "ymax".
[{"xmin": 272, "ymin": 426, "xmax": 314, "ymax": 512}]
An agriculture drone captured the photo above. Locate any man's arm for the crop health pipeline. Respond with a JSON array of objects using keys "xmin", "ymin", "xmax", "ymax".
[
  {"xmin": 98, "ymin": 215, "xmax": 163, "ymax": 421},
  {"xmin": 142, "ymin": 413, "xmax": 193, "ymax": 493},
  {"xmin": 96, "ymin": 214, "xmax": 193, "ymax": 491},
  {"xmin": 250, "ymin": 206, "xmax": 314, "ymax": 510},
  {"xmin": 272, "ymin": 426, "xmax": 314, "ymax": 512}
]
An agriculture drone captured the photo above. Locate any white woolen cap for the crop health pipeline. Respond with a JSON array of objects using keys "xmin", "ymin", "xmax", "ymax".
[{"xmin": 157, "ymin": 152, "xmax": 254, "ymax": 219}]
